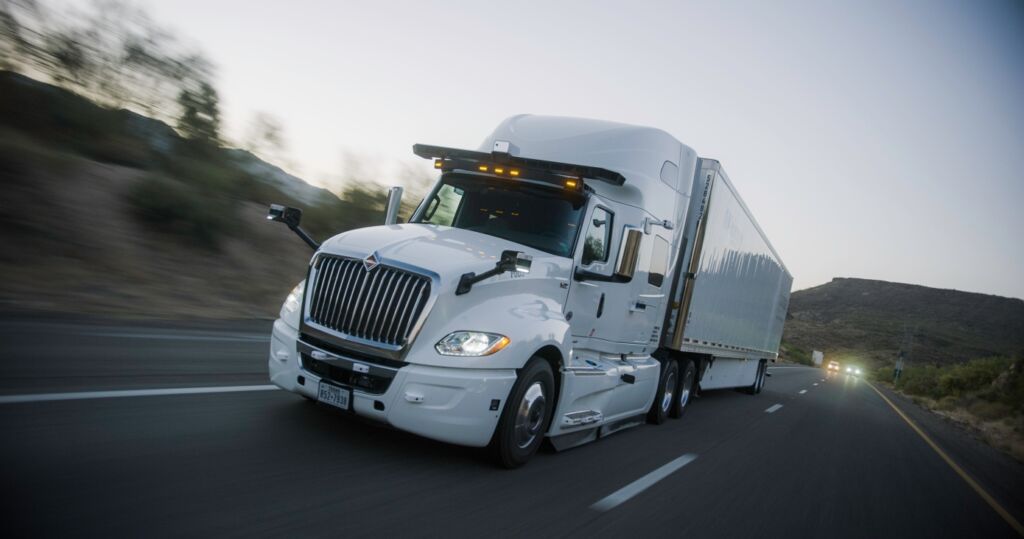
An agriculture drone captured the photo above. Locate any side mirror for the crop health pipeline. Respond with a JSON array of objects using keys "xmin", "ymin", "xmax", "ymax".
[
  {"xmin": 615, "ymin": 228, "xmax": 643, "ymax": 280},
  {"xmin": 499, "ymin": 249, "xmax": 532, "ymax": 274},
  {"xmin": 384, "ymin": 186, "xmax": 403, "ymax": 225},
  {"xmin": 267, "ymin": 203, "xmax": 320, "ymax": 250},
  {"xmin": 456, "ymin": 250, "xmax": 532, "ymax": 295},
  {"xmin": 268, "ymin": 204, "xmax": 302, "ymax": 228}
]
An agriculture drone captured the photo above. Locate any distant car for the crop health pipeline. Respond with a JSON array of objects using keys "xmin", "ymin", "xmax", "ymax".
[
  {"xmin": 845, "ymin": 365, "xmax": 863, "ymax": 376},
  {"xmin": 827, "ymin": 361, "xmax": 840, "ymax": 371}
]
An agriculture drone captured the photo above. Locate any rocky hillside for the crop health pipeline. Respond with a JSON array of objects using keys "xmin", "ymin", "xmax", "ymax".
[
  {"xmin": 0, "ymin": 71, "xmax": 389, "ymax": 319},
  {"xmin": 782, "ymin": 278, "xmax": 1024, "ymax": 366}
]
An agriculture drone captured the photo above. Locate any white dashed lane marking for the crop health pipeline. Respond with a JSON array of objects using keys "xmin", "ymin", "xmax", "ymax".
[{"xmin": 591, "ymin": 453, "xmax": 698, "ymax": 512}]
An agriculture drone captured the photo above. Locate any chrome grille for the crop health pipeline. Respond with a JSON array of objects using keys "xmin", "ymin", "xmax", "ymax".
[{"xmin": 307, "ymin": 255, "xmax": 431, "ymax": 347}]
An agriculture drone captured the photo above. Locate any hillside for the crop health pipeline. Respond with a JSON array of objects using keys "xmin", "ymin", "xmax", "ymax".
[
  {"xmin": 0, "ymin": 71, "xmax": 388, "ymax": 319},
  {"xmin": 782, "ymin": 278, "xmax": 1024, "ymax": 366}
]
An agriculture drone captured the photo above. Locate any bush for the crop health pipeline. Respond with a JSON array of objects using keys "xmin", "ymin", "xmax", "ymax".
[
  {"xmin": 894, "ymin": 356, "xmax": 1022, "ymax": 420},
  {"xmin": 897, "ymin": 364, "xmax": 943, "ymax": 399},
  {"xmin": 127, "ymin": 173, "xmax": 237, "ymax": 248},
  {"xmin": 937, "ymin": 357, "xmax": 1013, "ymax": 397}
]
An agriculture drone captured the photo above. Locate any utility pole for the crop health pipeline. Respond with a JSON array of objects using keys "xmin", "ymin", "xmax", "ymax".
[{"xmin": 895, "ymin": 323, "xmax": 915, "ymax": 383}]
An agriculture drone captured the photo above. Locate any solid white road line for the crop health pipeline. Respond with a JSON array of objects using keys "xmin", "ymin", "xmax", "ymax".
[
  {"xmin": 591, "ymin": 453, "xmax": 698, "ymax": 512},
  {"xmin": 799, "ymin": 389, "xmax": 808, "ymax": 394},
  {"xmin": 765, "ymin": 404, "xmax": 783, "ymax": 413},
  {"xmin": 813, "ymin": 383, "xmax": 819, "ymax": 386},
  {"xmin": 0, "ymin": 385, "xmax": 279, "ymax": 404},
  {"xmin": 82, "ymin": 332, "xmax": 269, "ymax": 342}
]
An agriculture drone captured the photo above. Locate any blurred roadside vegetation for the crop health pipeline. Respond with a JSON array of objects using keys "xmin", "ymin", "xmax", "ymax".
[
  {"xmin": 877, "ymin": 357, "xmax": 1024, "ymax": 421},
  {"xmin": 0, "ymin": 0, "xmax": 431, "ymax": 249},
  {"xmin": 0, "ymin": 0, "xmax": 433, "ymax": 318}
]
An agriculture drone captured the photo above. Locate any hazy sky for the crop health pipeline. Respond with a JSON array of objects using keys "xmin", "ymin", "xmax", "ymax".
[{"xmin": 73, "ymin": 0, "xmax": 1024, "ymax": 298}]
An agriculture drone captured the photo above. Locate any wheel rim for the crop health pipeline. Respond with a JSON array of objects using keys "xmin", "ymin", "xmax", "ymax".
[
  {"xmin": 661, "ymin": 369, "xmax": 677, "ymax": 413},
  {"xmin": 514, "ymin": 382, "xmax": 546, "ymax": 449},
  {"xmin": 679, "ymin": 366, "xmax": 694, "ymax": 409}
]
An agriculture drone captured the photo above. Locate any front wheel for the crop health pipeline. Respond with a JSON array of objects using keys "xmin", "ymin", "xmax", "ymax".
[{"xmin": 491, "ymin": 357, "xmax": 554, "ymax": 469}]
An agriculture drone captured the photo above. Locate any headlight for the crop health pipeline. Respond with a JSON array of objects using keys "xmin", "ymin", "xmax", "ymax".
[
  {"xmin": 855, "ymin": 368, "xmax": 862, "ymax": 375},
  {"xmin": 435, "ymin": 331, "xmax": 510, "ymax": 357},
  {"xmin": 846, "ymin": 367, "xmax": 851, "ymax": 373},
  {"xmin": 280, "ymin": 280, "xmax": 305, "ymax": 328}
]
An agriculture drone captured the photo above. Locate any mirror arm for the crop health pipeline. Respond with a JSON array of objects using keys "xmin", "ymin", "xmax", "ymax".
[
  {"xmin": 456, "ymin": 266, "xmax": 503, "ymax": 295},
  {"xmin": 289, "ymin": 224, "xmax": 320, "ymax": 251},
  {"xmin": 456, "ymin": 250, "xmax": 531, "ymax": 295},
  {"xmin": 267, "ymin": 204, "xmax": 320, "ymax": 251}
]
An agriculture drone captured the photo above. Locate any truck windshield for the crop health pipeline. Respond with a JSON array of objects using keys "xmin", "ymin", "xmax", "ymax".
[{"xmin": 414, "ymin": 175, "xmax": 586, "ymax": 258}]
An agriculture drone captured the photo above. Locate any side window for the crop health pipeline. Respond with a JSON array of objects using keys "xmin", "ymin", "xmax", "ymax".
[
  {"xmin": 649, "ymin": 235, "xmax": 669, "ymax": 287},
  {"xmin": 423, "ymin": 184, "xmax": 464, "ymax": 226},
  {"xmin": 582, "ymin": 207, "xmax": 612, "ymax": 266}
]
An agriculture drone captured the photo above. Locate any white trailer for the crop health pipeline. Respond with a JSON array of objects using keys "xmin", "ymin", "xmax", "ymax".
[{"xmin": 267, "ymin": 115, "xmax": 792, "ymax": 467}]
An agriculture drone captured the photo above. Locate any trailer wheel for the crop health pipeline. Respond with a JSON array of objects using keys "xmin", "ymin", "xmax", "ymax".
[
  {"xmin": 647, "ymin": 360, "xmax": 679, "ymax": 425},
  {"xmin": 745, "ymin": 360, "xmax": 766, "ymax": 395},
  {"xmin": 756, "ymin": 360, "xmax": 767, "ymax": 393},
  {"xmin": 670, "ymin": 359, "xmax": 696, "ymax": 419},
  {"xmin": 491, "ymin": 356, "xmax": 554, "ymax": 469}
]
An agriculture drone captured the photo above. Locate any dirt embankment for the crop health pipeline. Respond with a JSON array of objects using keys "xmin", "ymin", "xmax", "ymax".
[{"xmin": 0, "ymin": 135, "xmax": 312, "ymax": 319}]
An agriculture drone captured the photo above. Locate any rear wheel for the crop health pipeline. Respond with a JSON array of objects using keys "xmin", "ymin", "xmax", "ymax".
[
  {"xmin": 745, "ymin": 360, "xmax": 766, "ymax": 395},
  {"xmin": 491, "ymin": 356, "xmax": 554, "ymax": 469},
  {"xmin": 647, "ymin": 360, "xmax": 679, "ymax": 425},
  {"xmin": 670, "ymin": 359, "xmax": 696, "ymax": 418}
]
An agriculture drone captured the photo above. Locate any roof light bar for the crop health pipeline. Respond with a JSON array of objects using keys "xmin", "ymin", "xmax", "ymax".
[{"xmin": 413, "ymin": 143, "xmax": 626, "ymax": 186}]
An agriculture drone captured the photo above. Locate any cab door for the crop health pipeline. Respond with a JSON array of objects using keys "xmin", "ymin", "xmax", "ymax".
[{"xmin": 564, "ymin": 202, "xmax": 639, "ymax": 344}]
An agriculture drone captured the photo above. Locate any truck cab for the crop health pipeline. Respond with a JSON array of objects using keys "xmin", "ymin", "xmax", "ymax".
[{"xmin": 268, "ymin": 115, "xmax": 792, "ymax": 467}]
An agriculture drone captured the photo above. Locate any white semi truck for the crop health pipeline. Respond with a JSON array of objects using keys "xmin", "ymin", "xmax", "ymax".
[{"xmin": 267, "ymin": 115, "xmax": 792, "ymax": 467}]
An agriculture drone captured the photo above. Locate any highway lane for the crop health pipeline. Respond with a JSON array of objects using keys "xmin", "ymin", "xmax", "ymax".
[{"xmin": 1, "ymin": 320, "xmax": 1022, "ymax": 537}]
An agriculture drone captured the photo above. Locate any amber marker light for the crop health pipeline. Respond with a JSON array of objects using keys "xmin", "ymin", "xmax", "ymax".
[
  {"xmin": 434, "ymin": 159, "xmax": 443, "ymax": 169},
  {"xmin": 494, "ymin": 167, "xmax": 505, "ymax": 174},
  {"xmin": 565, "ymin": 179, "xmax": 579, "ymax": 188},
  {"xmin": 509, "ymin": 169, "xmax": 520, "ymax": 176}
]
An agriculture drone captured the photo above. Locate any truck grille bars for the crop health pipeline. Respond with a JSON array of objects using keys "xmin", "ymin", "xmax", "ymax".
[{"xmin": 307, "ymin": 255, "xmax": 431, "ymax": 348}]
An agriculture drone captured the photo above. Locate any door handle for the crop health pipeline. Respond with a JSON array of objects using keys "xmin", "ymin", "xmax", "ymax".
[
  {"xmin": 596, "ymin": 293, "xmax": 605, "ymax": 318},
  {"xmin": 629, "ymin": 301, "xmax": 647, "ymax": 312}
]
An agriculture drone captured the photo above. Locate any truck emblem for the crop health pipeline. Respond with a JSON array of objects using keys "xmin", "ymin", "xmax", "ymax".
[{"xmin": 363, "ymin": 251, "xmax": 380, "ymax": 272}]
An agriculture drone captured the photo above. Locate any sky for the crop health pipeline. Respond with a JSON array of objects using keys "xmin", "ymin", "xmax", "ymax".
[{"xmin": 69, "ymin": 0, "xmax": 1024, "ymax": 299}]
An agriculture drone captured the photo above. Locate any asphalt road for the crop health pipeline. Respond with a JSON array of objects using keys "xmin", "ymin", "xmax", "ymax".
[{"xmin": 1, "ymin": 318, "xmax": 1022, "ymax": 538}]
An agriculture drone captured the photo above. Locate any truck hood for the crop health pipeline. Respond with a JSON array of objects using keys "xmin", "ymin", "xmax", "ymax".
[{"xmin": 318, "ymin": 224, "xmax": 571, "ymax": 294}]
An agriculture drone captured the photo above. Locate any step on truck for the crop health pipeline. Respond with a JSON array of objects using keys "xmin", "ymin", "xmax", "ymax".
[{"xmin": 267, "ymin": 115, "xmax": 793, "ymax": 468}]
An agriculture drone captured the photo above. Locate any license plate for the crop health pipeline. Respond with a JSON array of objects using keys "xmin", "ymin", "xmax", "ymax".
[{"xmin": 317, "ymin": 381, "xmax": 351, "ymax": 411}]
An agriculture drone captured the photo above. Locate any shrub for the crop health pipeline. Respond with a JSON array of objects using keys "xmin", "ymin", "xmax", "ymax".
[
  {"xmin": 937, "ymin": 357, "xmax": 1013, "ymax": 397},
  {"xmin": 127, "ymin": 173, "xmax": 237, "ymax": 248}
]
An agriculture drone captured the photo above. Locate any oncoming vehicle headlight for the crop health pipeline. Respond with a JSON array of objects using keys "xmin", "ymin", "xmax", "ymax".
[
  {"xmin": 846, "ymin": 367, "xmax": 852, "ymax": 373},
  {"xmin": 435, "ymin": 332, "xmax": 510, "ymax": 357},
  {"xmin": 280, "ymin": 280, "xmax": 305, "ymax": 328}
]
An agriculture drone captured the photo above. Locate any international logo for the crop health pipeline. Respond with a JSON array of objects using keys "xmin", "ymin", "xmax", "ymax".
[{"xmin": 363, "ymin": 251, "xmax": 381, "ymax": 272}]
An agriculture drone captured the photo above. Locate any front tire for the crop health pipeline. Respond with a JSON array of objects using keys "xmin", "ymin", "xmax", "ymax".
[
  {"xmin": 491, "ymin": 356, "xmax": 554, "ymax": 469},
  {"xmin": 647, "ymin": 360, "xmax": 679, "ymax": 425}
]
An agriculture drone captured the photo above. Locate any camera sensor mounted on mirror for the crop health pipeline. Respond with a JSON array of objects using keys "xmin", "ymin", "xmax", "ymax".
[
  {"xmin": 456, "ymin": 250, "xmax": 532, "ymax": 295},
  {"xmin": 267, "ymin": 204, "xmax": 320, "ymax": 250}
]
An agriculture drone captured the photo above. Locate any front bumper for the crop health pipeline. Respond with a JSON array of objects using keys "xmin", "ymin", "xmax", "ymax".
[{"xmin": 268, "ymin": 318, "xmax": 517, "ymax": 447}]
